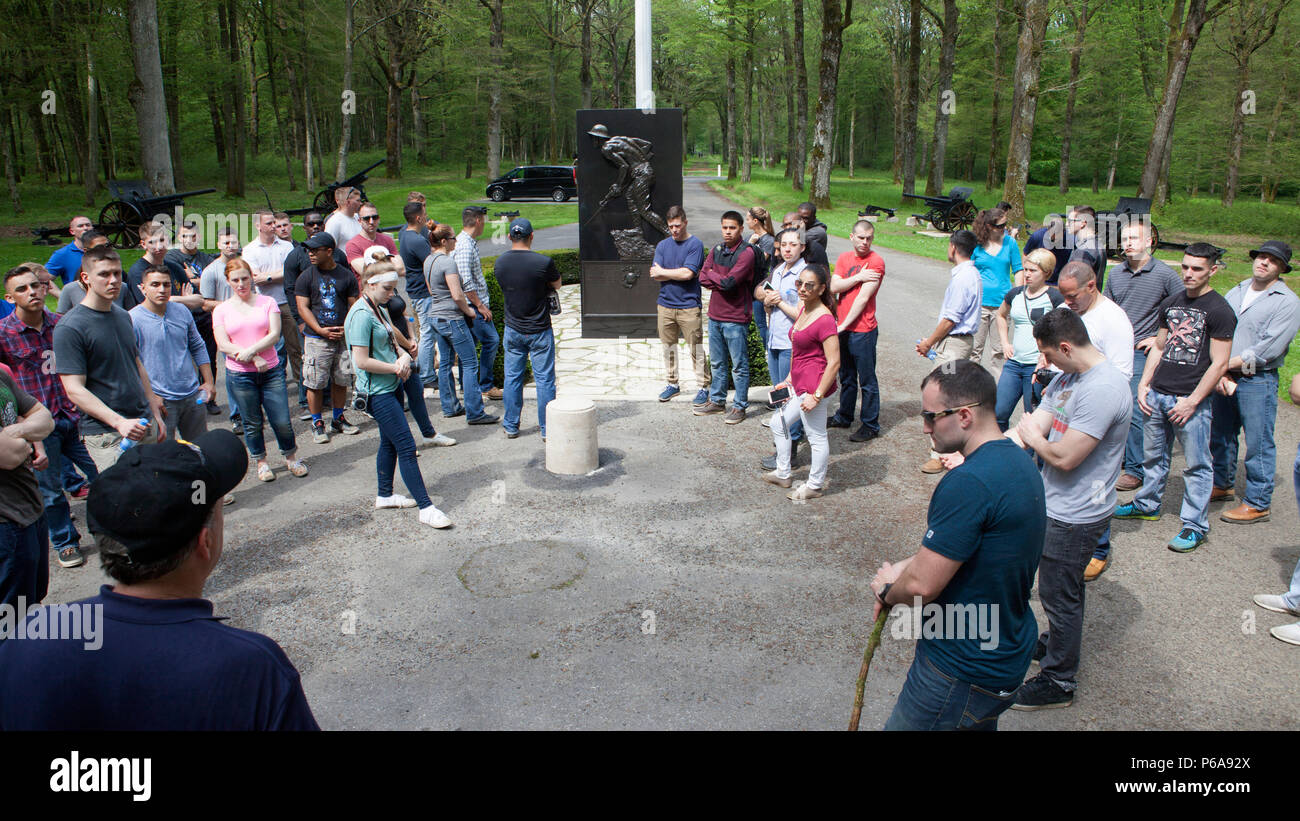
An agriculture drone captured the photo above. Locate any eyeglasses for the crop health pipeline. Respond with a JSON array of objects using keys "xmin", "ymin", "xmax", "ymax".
[
  {"xmin": 360, "ymin": 215, "xmax": 380, "ymax": 222},
  {"xmin": 992, "ymin": 222, "xmax": 1007, "ymax": 230},
  {"xmin": 920, "ymin": 402, "xmax": 982, "ymax": 424},
  {"xmin": 796, "ymin": 280, "xmax": 819, "ymax": 290},
  {"xmin": 305, "ymin": 220, "xmax": 324, "ymax": 227}
]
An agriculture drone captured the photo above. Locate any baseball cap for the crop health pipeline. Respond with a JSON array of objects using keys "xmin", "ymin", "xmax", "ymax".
[
  {"xmin": 87, "ymin": 430, "xmax": 248, "ymax": 564},
  {"xmin": 1249, "ymin": 240, "xmax": 1293, "ymax": 273},
  {"xmin": 509, "ymin": 218, "xmax": 533, "ymax": 240},
  {"xmin": 362, "ymin": 245, "xmax": 393, "ymax": 263},
  {"xmin": 304, "ymin": 232, "xmax": 336, "ymax": 250}
]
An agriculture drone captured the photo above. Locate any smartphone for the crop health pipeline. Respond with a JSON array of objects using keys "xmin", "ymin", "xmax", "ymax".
[
  {"xmin": 762, "ymin": 281, "xmax": 775, "ymax": 291},
  {"xmin": 769, "ymin": 385, "xmax": 791, "ymax": 404}
]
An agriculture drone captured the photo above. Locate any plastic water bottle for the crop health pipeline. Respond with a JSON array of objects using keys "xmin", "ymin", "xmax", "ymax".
[
  {"xmin": 118, "ymin": 417, "xmax": 151, "ymax": 452},
  {"xmin": 196, "ymin": 389, "xmax": 209, "ymax": 405},
  {"xmin": 916, "ymin": 339, "xmax": 937, "ymax": 361}
]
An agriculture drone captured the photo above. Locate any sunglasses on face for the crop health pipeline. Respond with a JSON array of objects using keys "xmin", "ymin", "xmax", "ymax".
[
  {"xmin": 920, "ymin": 402, "xmax": 982, "ymax": 424},
  {"xmin": 796, "ymin": 280, "xmax": 819, "ymax": 291},
  {"xmin": 361, "ymin": 215, "xmax": 380, "ymax": 222},
  {"xmin": 305, "ymin": 220, "xmax": 324, "ymax": 227}
]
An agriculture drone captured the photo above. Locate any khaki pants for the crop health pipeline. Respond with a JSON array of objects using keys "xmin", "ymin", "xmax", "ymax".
[
  {"xmin": 84, "ymin": 418, "xmax": 161, "ymax": 473},
  {"xmin": 279, "ymin": 302, "xmax": 304, "ymax": 385},
  {"xmin": 929, "ymin": 334, "xmax": 975, "ymax": 460},
  {"xmin": 657, "ymin": 305, "xmax": 709, "ymax": 388},
  {"xmin": 969, "ymin": 306, "xmax": 1005, "ymax": 371}
]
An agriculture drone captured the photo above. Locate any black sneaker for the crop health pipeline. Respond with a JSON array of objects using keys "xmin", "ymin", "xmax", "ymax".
[
  {"xmin": 206, "ymin": 401, "xmax": 222, "ymax": 416},
  {"xmin": 1010, "ymin": 673, "xmax": 1073, "ymax": 711},
  {"xmin": 332, "ymin": 415, "xmax": 360, "ymax": 435},
  {"xmin": 827, "ymin": 416, "xmax": 852, "ymax": 429},
  {"xmin": 849, "ymin": 425, "xmax": 879, "ymax": 443}
]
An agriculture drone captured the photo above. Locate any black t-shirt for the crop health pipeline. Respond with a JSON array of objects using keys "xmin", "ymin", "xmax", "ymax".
[
  {"xmin": 164, "ymin": 249, "xmax": 216, "ymax": 328},
  {"xmin": 1069, "ymin": 238, "xmax": 1108, "ymax": 291},
  {"xmin": 397, "ymin": 228, "xmax": 432, "ymax": 300},
  {"xmin": 295, "ymin": 264, "xmax": 360, "ymax": 333},
  {"xmin": 493, "ymin": 250, "xmax": 560, "ymax": 334},
  {"xmin": 284, "ymin": 246, "xmax": 348, "ymax": 323},
  {"xmin": 1151, "ymin": 289, "xmax": 1237, "ymax": 397}
]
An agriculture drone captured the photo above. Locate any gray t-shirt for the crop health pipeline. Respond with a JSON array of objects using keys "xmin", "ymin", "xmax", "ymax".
[
  {"xmin": 423, "ymin": 253, "xmax": 467, "ymax": 320},
  {"xmin": 52, "ymin": 303, "xmax": 149, "ymax": 435},
  {"xmin": 56, "ymin": 282, "xmax": 86, "ymax": 314},
  {"xmin": 200, "ymin": 258, "xmax": 234, "ymax": 303},
  {"xmin": 1039, "ymin": 361, "xmax": 1132, "ymax": 523}
]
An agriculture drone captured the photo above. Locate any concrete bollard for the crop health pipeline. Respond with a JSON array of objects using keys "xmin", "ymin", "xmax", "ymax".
[
  {"xmin": 863, "ymin": 215, "xmax": 878, "ymax": 223},
  {"xmin": 545, "ymin": 396, "xmax": 599, "ymax": 475},
  {"xmin": 905, "ymin": 215, "xmax": 920, "ymax": 227},
  {"xmin": 887, "ymin": 216, "xmax": 899, "ymax": 223}
]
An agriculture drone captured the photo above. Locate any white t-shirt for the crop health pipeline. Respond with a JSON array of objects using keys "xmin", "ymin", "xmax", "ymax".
[
  {"xmin": 1240, "ymin": 286, "xmax": 1267, "ymax": 312},
  {"xmin": 1081, "ymin": 295, "xmax": 1135, "ymax": 379},
  {"xmin": 240, "ymin": 237, "xmax": 294, "ymax": 305},
  {"xmin": 324, "ymin": 212, "xmax": 363, "ymax": 250}
]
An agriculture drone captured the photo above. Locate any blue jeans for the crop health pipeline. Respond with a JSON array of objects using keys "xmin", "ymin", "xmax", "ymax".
[
  {"xmin": 470, "ymin": 310, "xmax": 500, "ymax": 392},
  {"xmin": 370, "ymin": 390, "xmax": 431, "ymax": 508},
  {"xmin": 766, "ymin": 347, "xmax": 803, "ymax": 441},
  {"xmin": 0, "ymin": 515, "xmax": 48, "ymax": 611},
  {"xmin": 1211, "ymin": 371, "xmax": 1279, "ymax": 510},
  {"xmin": 752, "ymin": 301, "xmax": 768, "ymax": 349},
  {"xmin": 833, "ymin": 328, "xmax": 880, "ymax": 432},
  {"xmin": 412, "ymin": 297, "xmax": 439, "ymax": 388},
  {"xmin": 708, "ymin": 319, "xmax": 750, "ymax": 409},
  {"xmin": 1286, "ymin": 443, "xmax": 1300, "ymax": 611},
  {"xmin": 883, "ymin": 642, "xmax": 1017, "ymax": 731},
  {"xmin": 1123, "ymin": 347, "xmax": 1148, "ymax": 478},
  {"xmin": 503, "ymin": 326, "xmax": 557, "ymax": 436},
  {"xmin": 397, "ymin": 368, "xmax": 436, "ymax": 438},
  {"xmin": 1133, "ymin": 390, "xmax": 1214, "ymax": 535},
  {"xmin": 226, "ymin": 368, "xmax": 298, "ymax": 459},
  {"xmin": 59, "ymin": 429, "xmax": 98, "ymax": 494},
  {"xmin": 995, "ymin": 359, "xmax": 1037, "ymax": 432},
  {"xmin": 434, "ymin": 316, "xmax": 487, "ymax": 419},
  {"xmin": 36, "ymin": 418, "xmax": 83, "ymax": 552}
]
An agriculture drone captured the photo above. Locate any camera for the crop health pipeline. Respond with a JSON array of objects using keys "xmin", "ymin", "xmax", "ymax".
[{"xmin": 351, "ymin": 391, "xmax": 369, "ymax": 414}]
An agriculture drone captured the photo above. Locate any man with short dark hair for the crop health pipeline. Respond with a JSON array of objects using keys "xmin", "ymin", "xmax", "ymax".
[
  {"xmin": 165, "ymin": 221, "xmax": 220, "ymax": 413},
  {"xmin": 0, "ymin": 430, "xmax": 320, "ymax": 731},
  {"xmin": 917, "ymin": 229, "xmax": 983, "ymax": 473},
  {"xmin": 273, "ymin": 211, "xmax": 295, "ymax": 245},
  {"xmin": 495, "ymin": 219, "xmax": 560, "ymax": 439},
  {"xmin": 0, "ymin": 266, "xmax": 92, "ymax": 569},
  {"xmin": 283, "ymin": 213, "xmax": 347, "ymax": 418},
  {"xmin": 696, "ymin": 210, "xmax": 758, "ymax": 424},
  {"xmin": 1103, "ymin": 219, "xmax": 1183, "ymax": 491},
  {"xmin": 296, "ymin": 233, "xmax": 361, "ymax": 443},
  {"xmin": 399, "ymin": 201, "xmax": 437, "ymax": 393},
  {"xmin": 828, "ymin": 219, "xmax": 886, "ymax": 442},
  {"xmin": 454, "ymin": 205, "xmax": 502, "ymax": 403},
  {"xmin": 121, "ymin": 222, "xmax": 203, "ymax": 313},
  {"xmin": 651, "ymin": 204, "xmax": 708, "ymax": 404},
  {"xmin": 345, "ymin": 202, "xmax": 398, "ymax": 281},
  {"xmin": 54, "ymin": 232, "xmax": 109, "ymax": 314},
  {"xmin": 1010, "ymin": 308, "xmax": 1131, "ymax": 711},
  {"xmin": 1022, "ymin": 214, "xmax": 1073, "ymax": 285},
  {"xmin": 1211, "ymin": 240, "xmax": 1300, "ymax": 524},
  {"xmin": 797, "ymin": 201, "xmax": 829, "ymax": 261},
  {"xmin": 872, "ymin": 360, "xmax": 1045, "ymax": 730},
  {"xmin": 1115, "ymin": 243, "xmax": 1237, "ymax": 553},
  {"xmin": 54, "ymin": 246, "xmax": 165, "ymax": 473},
  {"xmin": 1066, "ymin": 206, "xmax": 1106, "ymax": 289},
  {"xmin": 129, "ymin": 266, "xmax": 214, "ymax": 443}
]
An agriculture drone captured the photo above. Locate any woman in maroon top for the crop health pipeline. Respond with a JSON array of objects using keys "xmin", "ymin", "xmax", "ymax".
[{"xmin": 763, "ymin": 264, "xmax": 840, "ymax": 500}]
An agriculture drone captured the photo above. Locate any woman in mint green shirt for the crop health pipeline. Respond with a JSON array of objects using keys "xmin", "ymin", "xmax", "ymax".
[
  {"xmin": 993, "ymin": 248, "xmax": 1062, "ymax": 431},
  {"xmin": 346, "ymin": 262, "xmax": 452, "ymax": 529}
]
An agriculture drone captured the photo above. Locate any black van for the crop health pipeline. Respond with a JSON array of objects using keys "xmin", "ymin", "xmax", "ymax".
[{"xmin": 486, "ymin": 165, "xmax": 578, "ymax": 202}]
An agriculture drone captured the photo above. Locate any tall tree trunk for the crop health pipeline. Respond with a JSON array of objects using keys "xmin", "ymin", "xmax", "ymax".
[
  {"xmin": 84, "ymin": 43, "xmax": 100, "ymax": 207},
  {"xmin": 0, "ymin": 101, "xmax": 21, "ymax": 215},
  {"xmin": 847, "ymin": 103, "xmax": 855, "ymax": 178},
  {"xmin": 264, "ymin": 1, "xmax": 296, "ymax": 190},
  {"xmin": 1137, "ymin": 0, "xmax": 1218, "ymax": 205},
  {"xmin": 890, "ymin": 27, "xmax": 903, "ymax": 183},
  {"xmin": 1259, "ymin": 77, "xmax": 1286, "ymax": 202},
  {"xmin": 412, "ymin": 78, "xmax": 426, "ymax": 166},
  {"xmin": 336, "ymin": 0, "xmax": 354, "ymax": 180},
  {"xmin": 1106, "ymin": 112, "xmax": 1122, "ymax": 190},
  {"xmin": 163, "ymin": 0, "xmax": 183, "ymax": 187},
  {"xmin": 206, "ymin": 80, "xmax": 226, "ymax": 166},
  {"xmin": 579, "ymin": 0, "xmax": 594, "ymax": 108},
  {"xmin": 780, "ymin": 3, "xmax": 795, "ymax": 179},
  {"xmin": 125, "ymin": 0, "xmax": 176, "ymax": 195},
  {"xmin": 25, "ymin": 96, "xmax": 53, "ymax": 184},
  {"xmin": 482, "ymin": 0, "xmax": 504, "ymax": 180},
  {"xmin": 1222, "ymin": 60, "xmax": 1250, "ymax": 207},
  {"xmin": 1058, "ymin": 1, "xmax": 1089, "ymax": 194},
  {"xmin": 383, "ymin": 47, "xmax": 403, "ymax": 179},
  {"xmin": 247, "ymin": 32, "xmax": 260, "ymax": 156},
  {"xmin": 925, "ymin": 0, "xmax": 958, "ymax": 196},
  {"xmin": 809, "ymin": 0, "xmax": 852, "ymax": 209},
  {"xmin": 741, "ymin": 10, "xmax": 754, "ymax": 183},
  {"xmin": 1000, "ymin": 0, "xmax": 1049, "ymax": 224},
  {"xmin": 900, "ymin": 0, "xmax": 921, "ymax": 194},
  {"xmin": 986, "ymin": 0, "xmax": 1005, "ymax": 190},
  {"xmin": 791, "ymin": 0, "xmax": 808, "ymax": 191}
]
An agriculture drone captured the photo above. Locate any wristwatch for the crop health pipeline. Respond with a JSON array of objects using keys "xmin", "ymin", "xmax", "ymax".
[
  {"xmin": 876, "ymin": 582, "xmax": 893, "ymax": 607},
  {"xmin": 813, "ymin": 390, "xmax": 824, "ymax": 401}
]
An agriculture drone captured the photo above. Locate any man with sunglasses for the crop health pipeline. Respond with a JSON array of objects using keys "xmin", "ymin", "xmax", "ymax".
[
  {"xmin": 871, "ymin": 360, "xmax": 1046, "ymax": 730},
  {"xmin": 284, "ymin": 214, "xmax": 347, "ymax": 419},
  {"xmin": 1066, "ymin": 206, "xmax": 1107, "ymax": 290},
  {"xmin": 346, "ymin": 203, "xmax": 399, "ymax": 283}
]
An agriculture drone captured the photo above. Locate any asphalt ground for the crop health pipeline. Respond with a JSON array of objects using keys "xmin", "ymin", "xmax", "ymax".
[{"xmin": 44, "ymin": 178, "xmax": 1300, "ymax": 730}]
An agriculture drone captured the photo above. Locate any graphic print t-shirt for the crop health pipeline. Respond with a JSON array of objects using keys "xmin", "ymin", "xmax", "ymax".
[
  {"xmin": 1151, "ymin": 289, "xmax": 1237, "ymax": 397},
  {"xmin": 296, "ymin": 265, "xmax": 360, "ymax": 336}
]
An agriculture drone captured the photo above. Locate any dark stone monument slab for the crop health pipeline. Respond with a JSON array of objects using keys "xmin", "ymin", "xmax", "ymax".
[{"xmin": 576, "ymin": 108, "xmax": 683, "ymax": 338}]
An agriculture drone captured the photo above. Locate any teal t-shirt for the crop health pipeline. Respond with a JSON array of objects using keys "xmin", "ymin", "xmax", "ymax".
[
  {"xmin": 1001, "ymin": 285, "xmax": 1064, "ymax": 364},
  {"xmin": 344, "ymin": 299, "xmax": 400, "ymax": 397},
  {"xmin": 972, "ymin": 239, "xmax": 1023, "ymax": 308}
]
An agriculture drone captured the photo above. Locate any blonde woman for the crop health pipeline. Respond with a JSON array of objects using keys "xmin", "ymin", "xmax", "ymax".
[{"xmin": 993, "ymin": 248, "xmax": 1062, "ymax": 431}]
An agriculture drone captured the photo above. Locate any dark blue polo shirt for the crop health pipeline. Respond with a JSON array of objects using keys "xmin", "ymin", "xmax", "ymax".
[{"xmin": 0, "ymin": 585, "xmax": 319, "ymax": 730}]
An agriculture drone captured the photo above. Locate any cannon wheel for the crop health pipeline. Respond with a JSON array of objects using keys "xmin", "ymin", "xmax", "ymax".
[
  {"xmin": 312, "ymin": 188, "xmax": 339, "ymax": 216},
  {"xmin": 947, "ymin": 201, "xmax": 977, "ymax": 233},
  {"xmin": 98, "ymin": 200, "xmax": 146, "ymax": 249},
  {"xmin": 924, "ymin": 207, "xmax": 946, "ymax": 231}
]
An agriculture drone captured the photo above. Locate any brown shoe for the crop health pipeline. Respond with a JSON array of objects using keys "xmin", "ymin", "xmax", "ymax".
[
  {"xmin": 1083, "ymin": 557, "xmax": 1108, "ymax": 582},
  {"xmin": 1209, "ymin": 486, "xmax": 1235, "ymax": 503},
  {"xmin": 485, "ymin": 387, "xmax": 504, "ymax": 400},
  {"xmin": 1115, "ymin": 474, "xmax": 1142, "ymax": 492},
  {"xmin": 762, "ymin": 471, "xmax": 792, "ymax": 488},
  {"xmin": 693, "ymin": 401, "xmax": 725, "ymax": 416},
  {"xmin": 725, "ymin": 407, "xmax": 746, "ymax": 425},
  {"xmin": 1221, "ymin": 503, "xmax": 1269, "ymax": 524},
  {"xmin": 921, "ymin": 458, "xmax": 946, "ymax": 474}
]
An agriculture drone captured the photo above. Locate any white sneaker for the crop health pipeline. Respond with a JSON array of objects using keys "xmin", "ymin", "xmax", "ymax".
[
  {"xmin": 421, "ymin": 433, "xmax": 457, "ymax": 448},
  {"xmin": 1270, "ymin": 622, "xmax": 1300, "ymax": 646},
  {"xmin": 1254, "ymin": 594, "xmax": 1300, "ymax": 616},
  {"xmin": 418, "ymin": 505, "xmax": 453, "ymax": 529},
  {"xmin": 376, "ymin": 494, "xmax": 418, "ymax": 509}
]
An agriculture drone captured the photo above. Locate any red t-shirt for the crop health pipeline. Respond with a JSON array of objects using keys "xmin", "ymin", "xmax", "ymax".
[
  {"xmin": 833, "ymin": 250, "xmax": 886, "ymax": 333},
  {"xmin": 789, "ymin": 311, "xmax": 839, "ymax": 397},
  {"xmin": 345, "ymin": 233, "xmax": 398, "ymax": 288}
]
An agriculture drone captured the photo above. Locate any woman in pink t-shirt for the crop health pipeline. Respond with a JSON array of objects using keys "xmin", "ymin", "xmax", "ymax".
[
  {"xmin": 763, "ymin": 263, "xmax": 840, "ymax": 500},
  {"xmin": 212, "ymin": 258, "xmax": 306, "ymax": 482}
]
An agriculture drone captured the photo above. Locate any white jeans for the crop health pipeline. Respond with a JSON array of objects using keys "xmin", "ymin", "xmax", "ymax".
[{"xmin": 772, "ymin": 394, "xmax": 829, "ymax": 489}]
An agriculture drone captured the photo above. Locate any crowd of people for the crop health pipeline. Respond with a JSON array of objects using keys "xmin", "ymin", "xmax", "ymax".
[{"xmin": 0, "ymin": 185, "xmax": 1298, "ymax": 731}]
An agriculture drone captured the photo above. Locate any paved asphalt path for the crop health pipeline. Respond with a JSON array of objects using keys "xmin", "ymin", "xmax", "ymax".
[{"xmin": 46, "ymin": 177, "xmax": 1300, "ymax": 730}]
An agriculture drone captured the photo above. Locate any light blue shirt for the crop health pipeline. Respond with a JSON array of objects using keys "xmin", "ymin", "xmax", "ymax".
[
  {"xmin": 1224, "ymin": 277, "xmax": 1300, "ymax": 373},
  {"xmin": 941, "ymin": 260, "xmax": 983, "ymax": 335},
  {"xmin": 129, "ymin": 302, "xmax": 209, "ymax": 401},
  {"xmin": 764, "ymin": 258, "xmax": 805, "ymax": 351},
  {"xmin": 972, "ymin": 239, "xmax": 1022, "ymax": 308}
]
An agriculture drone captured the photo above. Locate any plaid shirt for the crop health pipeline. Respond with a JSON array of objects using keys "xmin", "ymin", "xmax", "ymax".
[{"xmin": 0, "ymin": 309, "xmax": 78, "ymax": 422}]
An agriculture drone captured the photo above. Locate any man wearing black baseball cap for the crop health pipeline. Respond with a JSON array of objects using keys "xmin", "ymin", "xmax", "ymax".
[
  {"xmin": 1211, "ymin": 239, "xmax": 1300, "ymax": 525},
  {"xmin": 0, "ymin": 430, "xmax": 320, "ymax": 730},
  {"xmin": 494, "ymin": 218, "xmax": 561, "ymax": 439}
]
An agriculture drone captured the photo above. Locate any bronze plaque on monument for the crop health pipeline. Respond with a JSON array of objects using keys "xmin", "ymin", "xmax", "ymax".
[{"xmin": 576, "ymin": 108, "xmax": 683, "ymax": 338}]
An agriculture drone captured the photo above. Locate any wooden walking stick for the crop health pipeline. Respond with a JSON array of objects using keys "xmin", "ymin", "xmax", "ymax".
[{"xmin": 848, "ymin": 607, "xmax": 891, "ymax": 731}]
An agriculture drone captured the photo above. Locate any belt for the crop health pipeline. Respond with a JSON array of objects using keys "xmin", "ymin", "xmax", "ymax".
[{"xmin": 948, "ymin": 332, "xmax": 974, "ymax": 337}]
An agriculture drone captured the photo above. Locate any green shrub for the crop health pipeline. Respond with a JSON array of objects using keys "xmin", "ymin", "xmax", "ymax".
[{"xmin": 477, "ymin": 249, "xmax": 577, "ymax": 386}]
